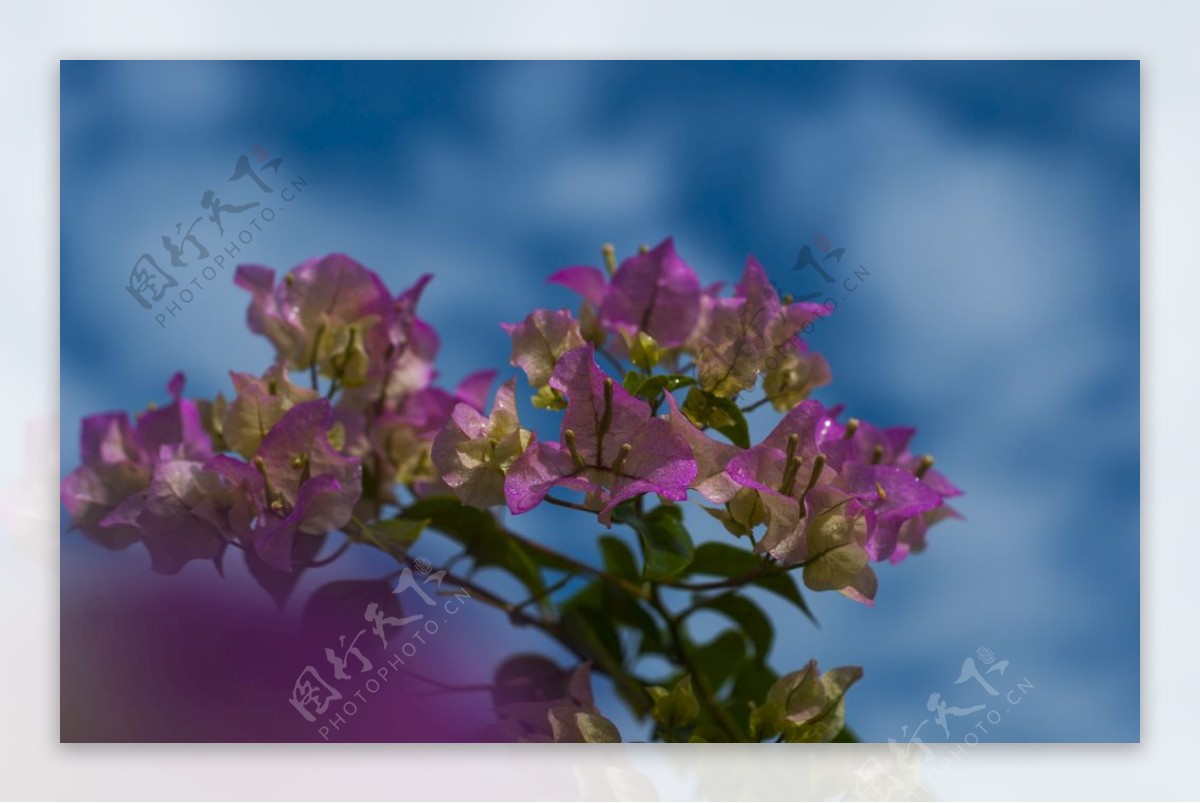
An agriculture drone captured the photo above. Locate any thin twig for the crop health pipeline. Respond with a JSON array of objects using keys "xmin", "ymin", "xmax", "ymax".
[
  {"xmin": 303, "ymin": 535, "xmax": 354, "ymax": 568},
  {"xmin": 739, "ymin": 395, "xmax": 775, "ymax": 414},
  {"xmin": 543, "ymin": 495, "xmax": 595, "ymax": 513}
]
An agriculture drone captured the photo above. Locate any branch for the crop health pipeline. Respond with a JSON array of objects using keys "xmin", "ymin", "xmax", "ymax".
[{"xmin": 649, "ymin": 586, "xmax": 749, "ymax": 742}]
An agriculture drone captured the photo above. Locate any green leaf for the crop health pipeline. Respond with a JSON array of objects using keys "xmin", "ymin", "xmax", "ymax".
[
  {"xmin": 622, "ymin": 370, "xmax": 648, "ymax": 395},
  {"xmin": 560, "ymin": 583, "xmax": 656, "ymax": 715},
  {"xmin": 648, "ymin": 675, "xmax": 700, "ymax": 733},
  {"xmin": 694, "ymin": 593, "xmax": 774, "ymax": 661},
  {"xmin": 681, "ymin": 387, "xmax": 750, "ymax": 448},
  {"xmin": 689, "ymin": 540, "xmax": 760, "ymax": 576},
  {"xmin": 615, "ymin": 503, "xmax": 695, "ymax": 581},
  {"xmin": 561, "ymin": 605, "xmax": 623, "ymax": 667},
  {"xmin": 367, "ymin": 518, "xmax": 428, "ymax": 552},
  {"xmin": 731, "ymin": 662, "xmax": 778, "ymax": 724},
  {"xmin": 693, "ymin": 630, "xmax": 746, "ymax": 692},
  {"xmin": 688, "ymin": 724, "xmax": 730, "ymax": 743},
  {"xmin": 689, "ymin": 542, "xmax": 817, "ymax": 625},
  {"xmin": 632, "ymin": 373, "xmax": 697, "ymax": 402},
  {"xmin": 581, "ymin": 550, "xmax": 666, "ymax": 657},
  {"xmin": 403, "ymin": 496, "xmax": 551, "ymax": 598},
  {"xmin": 597, "ymin": 535, "xmax": 640, "ymax": 582}
]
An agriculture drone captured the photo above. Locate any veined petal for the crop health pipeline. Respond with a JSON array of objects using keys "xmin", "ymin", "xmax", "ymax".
[
  {"xmin": 505, "ymin": 309, "xmax": 585, "ymax": 389},
  {"xmin": 599, "ymin": 237, "xmax": 701, "ymax": 348},
  {"xmin": 550, "ymin": 345, "xmax": 649, "ymax": 465},
  {"xmin": 432, "ymin": 380, "xmax": 532, "ymax": 509},
  {"xmin": 549, "ymin": 265, "xmax": 608, "ymax": 308}
]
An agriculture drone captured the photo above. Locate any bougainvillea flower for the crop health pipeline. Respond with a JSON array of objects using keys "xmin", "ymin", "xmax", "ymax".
[
  {"xmin": 393, "ymin": 370, "xmax": 497, "ymax": 437},
  {"xmin": 204, "ymin": 399, "xmax": 362, "ymax": 571},
  {"xmin": 599, "ymin": 238, "xmax": 702, "ymax": 348},
  {"xmin": 504, "ymin": 345, "xmax": 697, "ymax": 523},
  {"xmin": 695, "ymin": 257, "xmax": 826, "ymax": 398},
  {"xmin": 761, "ymin": 340, "xmax": 832, "ymax": 412},
  {"xmin": 235, "ymin": 254, "xmax": 394, "ymax": 383},
  {"xmin": 716, "ymin": 402, "xmax": 913, "ymax": 605},
  {"xmin": 135, "ymin": 372, "xmax": 214, "ymax": 462},
  {"xmin": 432, "ymin": 380, "xmax": 533, "ymax": 509},
  {"xmin": 380, "ymin": 273, "xmax": 441, "ymax": 404},
  {"xmin": 548, "ymin": 265, "xmax": 608, "ymax": 309},
  {"xmin": 360, "ymin": 370, "xmax": 497, "ymax": 498},
  {"xmin": 820, "ymin": 416, "xmax": 960, "ymax": 497},
  {"xmin": 502, "ymin": 309, "xmax": 585, "ymax": 389},
  {"xmin": 724, "ymin": 438, "xmax": 839, "ymax": 567},
  {"xmin": 548, "ymin": 265, "xmax": 608, "ymax": 346},
  {"xmin": 819, "ymin": 418, "xmax": 916, "ymax": 472},
  {"xmin": 220, "ymin": 363, "xmax": 319, "ymax": 458},
  {"xmin": 835, "ymin": 462, "xmax": 944, "ymax": 562},
  {"xmin": 891, "ymin": 503, "xmax": 963, "ymax": 565},
  {"xmin": 98, "ymin": 453, "xmax": 227, "ymax": 574},
  {"xmin": 61, "ymin": 412, "xmax": 150, "ymax": 550},
  {"xmin": 61, "ymin": 373, "xmax": 214, "ymax": 554},
  {"xmin": 662, "ymin": 391, "xmax": 741, "ymax": 504},
  {"xmin": 752, "ymin": 660, "xmax": 864, "ymax": 743},
  {"xmin": 792, "ymin": 485, "xmax": 873, "ymax": 603},
  {"xmin": 255, "ymin": 400, "xmax": 361, "ymax": 514}
]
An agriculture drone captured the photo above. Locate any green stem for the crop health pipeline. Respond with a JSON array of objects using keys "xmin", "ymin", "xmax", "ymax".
[{"xmin": 649, "ymin": 586, "xmax": 748, "ymax": 742}]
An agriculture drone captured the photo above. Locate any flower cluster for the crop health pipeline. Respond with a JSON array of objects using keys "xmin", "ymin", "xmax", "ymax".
[
  {"xmin": 61, "ymin": 240, "xmax": 963, "ymax": 743},
  {"xmin": 432, "ymin": 237, "xmax": 961, "ymax": 604},
  {"xmin": 62, "ymin": 254, "xmax": 489, "ymax": 574}
]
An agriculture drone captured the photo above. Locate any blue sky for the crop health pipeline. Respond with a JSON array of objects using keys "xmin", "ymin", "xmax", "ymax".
[{"xmin": 60, "ymin": 60, "xmax": 1139, "ymax": 742}]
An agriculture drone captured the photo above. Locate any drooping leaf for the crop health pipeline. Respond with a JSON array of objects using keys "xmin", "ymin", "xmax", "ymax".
[{"xmin": 730, "ymin": 662, "xmax": 778, "ymax": 725}]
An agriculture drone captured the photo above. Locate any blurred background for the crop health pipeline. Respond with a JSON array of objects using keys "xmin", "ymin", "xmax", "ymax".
[{"xmin": 58, "ymin": 61, "xmax": 1139, "ymax": 743}]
